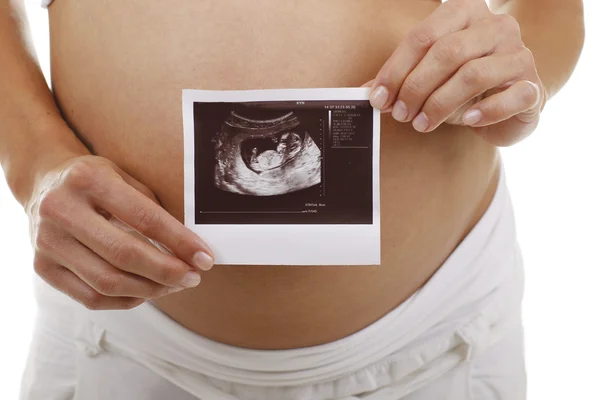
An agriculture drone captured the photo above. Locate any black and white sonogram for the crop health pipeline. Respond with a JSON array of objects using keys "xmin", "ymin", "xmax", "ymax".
[
  {"xmin": 192, "ymin": 98, "xmax": 374, "ymax": 225},
  {"xmin": 213, "ymin": 111, "xmax": 322, "ymax": 196},
  {"xmin": 183, "ymin": 88, "xmax": 381, "ymax": 265}
]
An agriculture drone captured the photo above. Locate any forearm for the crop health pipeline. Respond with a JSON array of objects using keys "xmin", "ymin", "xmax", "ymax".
[
  {"xmin": 490, "ymin": 0, "xmax": 585, "ymax": 99},
  {"xmin": 0, "ymin": 0, "xmax": 89, "ymax": 206}
]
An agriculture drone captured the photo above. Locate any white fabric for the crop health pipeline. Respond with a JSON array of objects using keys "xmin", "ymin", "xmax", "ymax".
[
  {"xmin": 20, "ymin": 164, "xmax": 527, "ymax": 400},
  {"xmin": 40, "ymin": 0, "xmax": 52, "ymax": 8}
]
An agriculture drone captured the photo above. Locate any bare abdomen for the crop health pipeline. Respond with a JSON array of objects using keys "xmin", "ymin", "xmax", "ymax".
[{"xmin": 48, "ymin": 0, "xmax": 500, "ymax": 349}]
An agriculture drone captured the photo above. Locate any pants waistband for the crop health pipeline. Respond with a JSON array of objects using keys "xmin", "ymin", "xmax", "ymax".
[{"xmin": 75, "ymin": 161, "xmax": 524, "ymax": 398}]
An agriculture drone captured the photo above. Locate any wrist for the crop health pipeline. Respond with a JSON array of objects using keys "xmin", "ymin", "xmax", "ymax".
[{"xmin": 4, "ymin": 118, "xmax": 90, "ymax": 209}]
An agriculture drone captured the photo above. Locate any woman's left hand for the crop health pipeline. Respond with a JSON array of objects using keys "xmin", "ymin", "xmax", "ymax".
[{"xmin": 364, "ymin": 0, "xmax": 547, "ymax": 146}]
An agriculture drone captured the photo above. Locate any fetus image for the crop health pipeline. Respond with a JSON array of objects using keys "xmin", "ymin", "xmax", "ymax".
[{"xmin": 212, "ymin": 111, "xmax": 322, "ymax": 196}]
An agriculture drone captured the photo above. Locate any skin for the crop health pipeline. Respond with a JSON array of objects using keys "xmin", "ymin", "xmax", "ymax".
[{"xmin": 0, "ymin": 0, "xmax": 584, "ymax": 349}]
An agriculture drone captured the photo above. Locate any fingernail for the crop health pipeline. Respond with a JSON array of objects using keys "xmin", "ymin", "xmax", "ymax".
[
  {"xmin": 413, "ymin": 112, "xmax": 429, "ymax": 132},
  {"xmin": 182, "ymin": 271, "xmax": 201, "ymax": 288},
  {"xmin": 463, "ymin": 109, "xmax": 483, "ymax": 126},
  {"xmin": 524, "ymin": 80, "xmax": 541, "ymax": 107},
  {"xmin": 192, "ymin": 251, "xmax": 214, "ymax": 271},
  {"xmin": 370, "ymin": 86, "xmax": 389, "ymax": 109},
  {"xmin": 391, "ymin": 100, "xmax": 408, "ymax": 122}
]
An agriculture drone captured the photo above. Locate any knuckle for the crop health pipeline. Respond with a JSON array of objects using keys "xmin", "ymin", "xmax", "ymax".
[
  {"xmin": 91, "ymin": 272, "xmax": 120, "ymax": 295},
  {"xmin": 407, "ymin": 27, "xmax": 437, "ymax": 51},
  {"xmin": 401, "ymin": 75, "xmax": 424, "ymax": 98},
  {"xmin": 33, "ymin": 256, "xmax": 52, "ymax": 276},
  {"xmin": 173, "ymin": 232, "xmax": 193, "ymax": 253},
  {"xmin": 510, "ymin": 48, "xmax": 535, "ymax": 80},
  {"xmin": 518, "ymin": 47, "xmax": 535, "ymax": 68},
  {"xmin": 485, "ymin": 96, "xmax": 512, "ymax": 120},
  {"xmin": 149, "ymin": 284, "xmax": 169, "ymax": 299},
  {"xmin": 159, "ymin": 264, "xmax": 185, "ymax": 285},
  {"xmin": 34, "ymin": 229, "xmax": 57, "ymax": 253},
  {"xmin": 513, "ymin": 56, "xmax": 529, "ymax": 78},
  {"xmin": 425, "ymin": 94, "xmax": 446, "ymax": 119},
  {"xmin": 62, "ymin": 160, "xmax": 97, "ymax": 191},
  {"xmin": 173, "ymin": 233, "xmax": 186, "ymax": 251},
  {"xmin": 38, "ymin": 192, "xmax": 62, "ymax": 220},
  {"xmin": 495, "ymin": 14, "xmax": 520, "ymax": 33},
  {"xmin": 488, "ymin": 102, "xmax": 507, "ymax": 120},
  {"xmin": 131, "ymin": 205, "xmax": 162, "ymax": 234},
  {"xmin": 460, "ymin": 61, "xmax": 489, "ymax": 87},
  {"xmin": 105, "ymin": 238, "xmax": 136, "ymax": 266},
  {"xmin": 81, "ymin": 291, "xmax": 106, "ymax": 310},
  {"xmin": 433, "ymin": 39, "xmax": 465, "ymax": 65}
]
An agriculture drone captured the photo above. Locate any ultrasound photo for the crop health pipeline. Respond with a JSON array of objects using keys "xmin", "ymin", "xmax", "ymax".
[
  {"xmin": 182, "ymin": 88, "xmax": 381, "ymax": 265},
  {"xmin": 212, "ymin": 110, "xmax": 322, "ymax": 197},
  {"xmin": 193, "ymin": 99, "xmax": 373, "ymax": 225}
]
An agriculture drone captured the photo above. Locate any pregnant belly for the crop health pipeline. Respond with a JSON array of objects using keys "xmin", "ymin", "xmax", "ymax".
[{"xmin": 48, "ymin": 0, "xmax": 500, "ymax": 349}]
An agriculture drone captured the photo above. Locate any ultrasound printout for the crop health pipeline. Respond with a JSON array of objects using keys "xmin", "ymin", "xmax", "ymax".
[{"xmin": 183, "ymin": 88, "xmax": 380, "ymax": 265}]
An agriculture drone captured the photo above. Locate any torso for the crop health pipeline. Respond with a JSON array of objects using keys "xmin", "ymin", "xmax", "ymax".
[{"xmin": 48, "ymin": 0, "xmax": 500, "ymax": 349}]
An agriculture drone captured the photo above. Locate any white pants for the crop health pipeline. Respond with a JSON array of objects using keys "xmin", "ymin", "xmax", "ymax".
[{"xmin": 20, "ymin": 166, "xmax": 527, "ymax": 400}]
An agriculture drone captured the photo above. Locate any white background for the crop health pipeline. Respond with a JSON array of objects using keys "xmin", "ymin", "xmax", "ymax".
[{"xmin": 1, "ymin": 1, "xmax": 598, "ymax": 398}]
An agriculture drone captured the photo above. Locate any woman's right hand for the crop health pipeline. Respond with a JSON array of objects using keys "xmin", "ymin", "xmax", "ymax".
[{"xmin": 26, "ymin": 155, "xmax": 214, "ymax": 310}]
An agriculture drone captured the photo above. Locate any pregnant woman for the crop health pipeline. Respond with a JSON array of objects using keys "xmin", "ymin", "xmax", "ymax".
[{"xmin": 0, "ymin": 0, "xmax": 584, "ymax": 399}]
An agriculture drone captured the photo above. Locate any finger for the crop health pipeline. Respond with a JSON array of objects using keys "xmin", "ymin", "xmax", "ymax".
[
  {"xmin": 112, "ymin": 165, "xmax": 161, "ymax": 206},
  {"xmin": 462, "ymin": 80, "xmax": 542, "ymax": 146},
  {"xmin": 60, "ymin": 202, "xmax": 202, "ymax": 288},
  {"xmin": 34, "ymin": 256, "xmax": 145, "ymax": 310},
  {"xmin": 89, "ymin": 172, "xmax": 214, "ymax": 271},
  {"xmin": 393, "ymin": 22, "xmax": 501, "ymax": 123},
  {"xmin": 35, "ymin": 225, "xmax": 188, "ymax": 298},
  {"xmin": 368, "ymin": 0, "xmax": 483, "ymax": 110},
  {"xmin": 416, "ymin": 50, "xmax": 534, "ymax": 132},
  {"xmin": 361, "ymin": 80, "xmax": 392, "ymax": 113},
  {"xmin": 36, "ymin": 176, "xmax": 201, "ymax": 287},
  {"xmin": 462, "ymin": 80, "xmax": 541, "ymax": 127}
]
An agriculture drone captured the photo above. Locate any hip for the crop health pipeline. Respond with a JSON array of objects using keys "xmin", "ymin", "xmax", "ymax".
[{"xmin": 21, "ymin": 161, "xmax": 526, "ymax": 399}]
